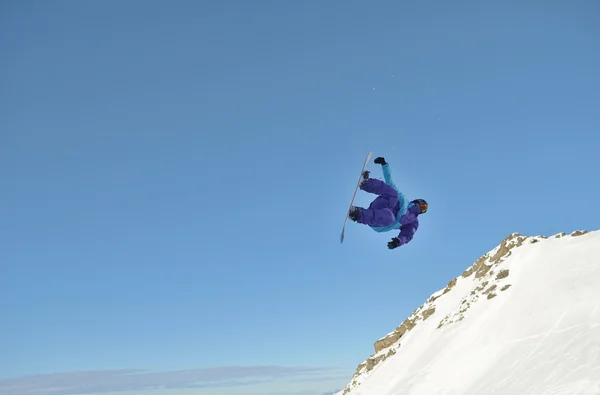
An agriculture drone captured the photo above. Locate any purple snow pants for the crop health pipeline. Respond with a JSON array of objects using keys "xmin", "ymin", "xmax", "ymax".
[{"xmin": 357, "ymin": 178, "xmax": 399, "ymax": 227}]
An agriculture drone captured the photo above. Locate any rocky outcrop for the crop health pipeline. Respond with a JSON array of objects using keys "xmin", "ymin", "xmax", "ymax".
[
  {"xmin": 366, "ymin": 348, "xmax": 396, "ymax": 372},
  {"xmin": 443, "ymin": 278, "xmax": 457, "ymax": 294},
  {"xmin": 483, "ymin": 284, "xmax": 497, "ymax": 296},
  {"xmin": 422, "ymin": 306, "xmax": 436, "ymax": 320},
  {"xmin": 437, "ymin": 233, "xmax": 538, "ymax": 329},
  {"xmin": 372, "ymin": 332, "xmax": 400, "ymax": 353},
  {"xmin": 373, "ymin": 300, "xmax": 441, "ymax": 353},
  {"xmin": 342, "ymin": 348, "xmax": 397, "ymax": 395},
  {"xmin": 572, "ymin": 230, "xmax": 589, "ymax": 237},
  {"xmin": 373, "ymin": 314, "xmax": 418, "ymax": 353},
  {"xmin": 461, "ymin": 256, "xmax": 485, "ymax": 278},
  {"xmin": 496, "ymin": 269, "xmax": 510, "ymax": 280}
]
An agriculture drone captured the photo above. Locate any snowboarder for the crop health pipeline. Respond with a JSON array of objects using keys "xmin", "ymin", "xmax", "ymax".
[{"xmin": 349, "ymin": 156, "xmax": 428, "ymax": 249}]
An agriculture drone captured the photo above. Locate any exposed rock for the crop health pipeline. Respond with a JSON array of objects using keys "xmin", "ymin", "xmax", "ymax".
[
  {"xmin": 366, "ymin": 354, "xmax": 385, "ymax": 372},
  {"xmin": 373, "ymin": 317, "xmax": 417, "ymax": 352},
  {"xmin": 470, "ymin": 281, "xmax": 488, "ymax": 295},
  {"xmin": 489, "ymin": 242, "xmax": 511, "ymax": 264},
  {"xmin": 475, "ymin": 264, "xmax": 492, "ymax": 279},
  {"xmin": 462, "ymin": 256, "xmax": 486, "ymax": 278},
  {"xmin": 501, "ymin": 284, "xmax": 512, "ymax": 291},
  {"xmin": 364, "ymin": 348, "xmax": 397, "ymax": 373},
  {"xmin": 555, "ymin": 232, "xmax": 566, "ymax": 238},
  {"xmin": 372, "ymin": 300, "xmax": 442, "ymax": 352},
  {"xmin": 487, "ymin": 292, "xmax": 497, "ymax": 299},
  {"xmin": 422, "ymin": 306, "xmax": 436, "ymax": 321},
  {"xmin": 496, "ymin": 269, "xmax": 510, "ymax": 280},
  {"xmin": 483, "ymin": 284, "xmax": 497, "ymax": 295},
  {"xmin": 463, "ymin": 233, "xmax": 526, "ymax": 280},
  {"xmin": 373, "ymin": 334, "xmax": 399, "ymax": 353},
  {"xmin": 459, "ymin": 302, "xmax": 471, "ymax": 314},
  {"xmin": 572, "ymin": 230, "xmax": 589, "ymax": 237},
  {"xmin": 489, "ymin": 234, "xmax": 526, "ymax": 264},
  {"xmin": 443, "ymin": 278, "xmax": 457, "ymax": 294},
  {"xmin": 355, "ymin": 361, "xmax": 367, "ymax": 373}
]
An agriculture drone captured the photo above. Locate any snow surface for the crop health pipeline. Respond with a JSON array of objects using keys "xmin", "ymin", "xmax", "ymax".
[{"xmin": 339, "ymin": 231, "xmax": 600, "ymax": 395}]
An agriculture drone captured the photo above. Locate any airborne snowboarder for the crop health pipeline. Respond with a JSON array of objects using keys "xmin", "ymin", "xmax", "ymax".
[{"xmin": 349, "ymin": 156, "xmax": 428, "ymax": 250}]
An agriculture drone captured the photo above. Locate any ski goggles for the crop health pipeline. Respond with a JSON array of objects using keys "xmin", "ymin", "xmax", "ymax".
[{"xmin": 413, "ymin": 199, "xmax": 428, "ymax": 214}]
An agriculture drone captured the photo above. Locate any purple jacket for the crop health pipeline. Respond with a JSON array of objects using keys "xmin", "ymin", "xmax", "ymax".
[{"xmin": 396, "ymin": 203, "xmax": 420, "ymax": 246}]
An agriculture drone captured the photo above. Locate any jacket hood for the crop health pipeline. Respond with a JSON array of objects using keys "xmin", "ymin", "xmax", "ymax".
[{"xmin": 407, "ymin": 202, "xmax": 421, "ymax": 216}]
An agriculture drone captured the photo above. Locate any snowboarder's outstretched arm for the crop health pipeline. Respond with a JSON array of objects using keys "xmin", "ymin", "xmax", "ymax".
[
  {"xmin": 374, "ymin": 157, "xmax": 398, "ymax": 191},
  {"xmin": 375, "ymin": 157, "xmax": 396, "ymax": 189},
  {"xmin": 387, "ymin": 220, "xmax": 419, "ymax": 249}
]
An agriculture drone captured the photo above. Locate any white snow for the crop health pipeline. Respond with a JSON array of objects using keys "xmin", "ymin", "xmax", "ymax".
[{"xmin": 339, "ymin": 230, "xmax": 600, "ymax": 395}]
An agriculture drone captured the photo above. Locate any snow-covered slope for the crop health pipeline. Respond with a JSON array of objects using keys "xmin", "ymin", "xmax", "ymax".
[{"xmin": 338, "ymin": 230, "xmax": 600, "ymax": 395}]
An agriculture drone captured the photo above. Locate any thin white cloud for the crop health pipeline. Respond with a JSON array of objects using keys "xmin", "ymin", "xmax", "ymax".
[{"xmin": 0, "ymin": 366, "xmax": 347, "ymax": 395}]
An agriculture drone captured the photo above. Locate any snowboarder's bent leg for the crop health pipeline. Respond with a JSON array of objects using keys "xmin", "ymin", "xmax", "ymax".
[
  {"xmin": 357, "ymin": 207, "xmax": 395, "ymax": 227},
  {"xmin": 368, "ymin": 196, "xmax": 397, "ymax": 211},
  {"xmin": 361, "ymin": 179, "xmax": 398, "ymax": 210},
  {"xmin": 361, "ymin": 178, "xmax": 398, "ymax": 198},
  {"xmin": 351, "ymin": 177, "xmax": 399, "ymax": 226}
]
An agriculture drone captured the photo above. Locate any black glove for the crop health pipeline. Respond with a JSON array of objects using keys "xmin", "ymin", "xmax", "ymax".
[
  {"xmin": 387, "ymin": 237, "xmax": 401, "ymax": 249},
  {"xmin": 374, "ymin": 157, "xmax": 387, "ymax": 165}
]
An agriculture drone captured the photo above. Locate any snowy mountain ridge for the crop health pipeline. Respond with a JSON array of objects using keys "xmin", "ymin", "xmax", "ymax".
[{"xmin": 338, "ymin": 229, "xmax": 600, "ymax": 395}]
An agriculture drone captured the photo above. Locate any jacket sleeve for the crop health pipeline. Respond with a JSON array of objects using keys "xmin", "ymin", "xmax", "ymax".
[
  {"xmin": 381, "ymin": 163, "xmax": 399, "ymax": 191},
  {"xmin": 397, "ymin": 219, "xmax": 419, "ymax": 246}
]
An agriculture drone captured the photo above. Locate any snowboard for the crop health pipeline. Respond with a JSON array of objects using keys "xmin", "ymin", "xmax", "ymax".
[{"xmin": 340, "ymin": 151, "xmax": 372, "ymax": 243}]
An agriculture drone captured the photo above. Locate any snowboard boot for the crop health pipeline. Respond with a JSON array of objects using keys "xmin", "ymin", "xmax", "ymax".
[
  {"xmin": 349, "ymin": 206, "xmax": 361, "ymax": 222},
  {"xmin": 359, "ymin": 170, "xmax": 370, "ymax": 188}
]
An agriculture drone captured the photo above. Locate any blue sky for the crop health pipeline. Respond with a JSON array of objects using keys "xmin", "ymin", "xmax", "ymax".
[{"xmin": 1, "ymin": 1, "xmax": 599, "ymax": 394}]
